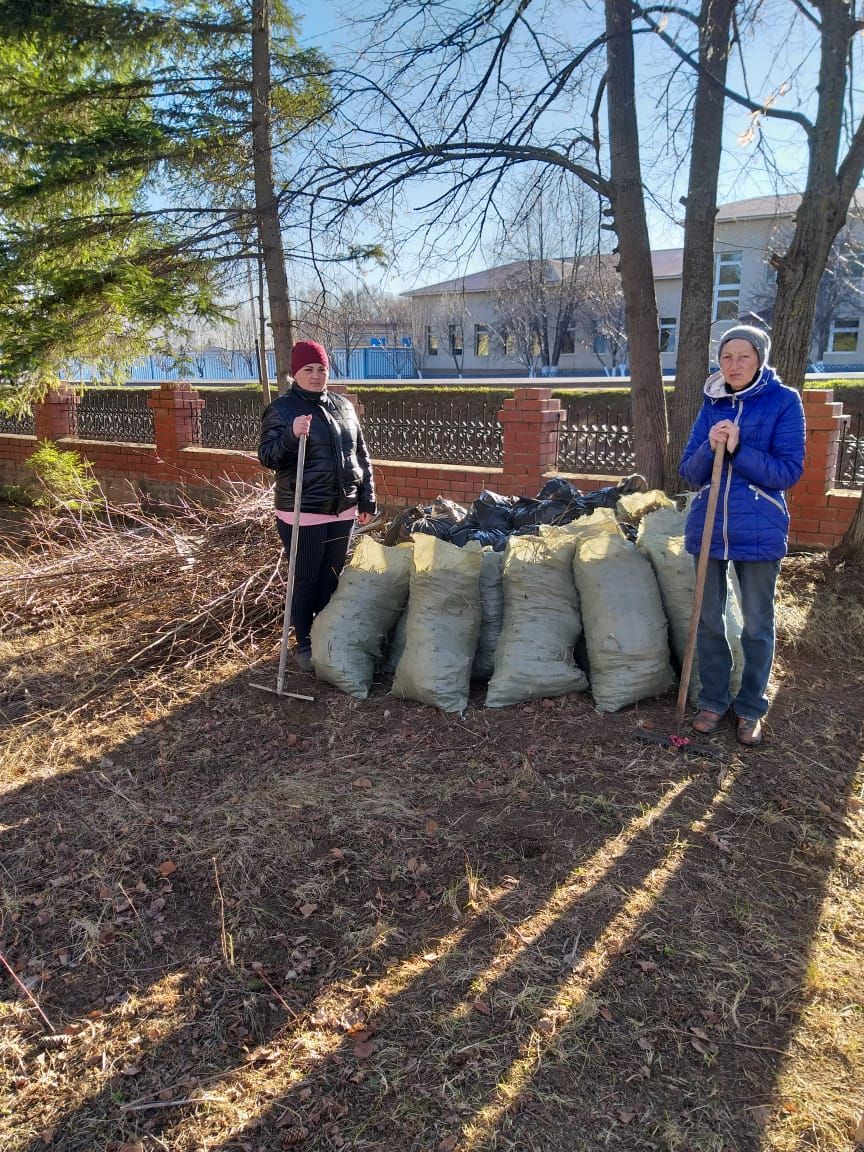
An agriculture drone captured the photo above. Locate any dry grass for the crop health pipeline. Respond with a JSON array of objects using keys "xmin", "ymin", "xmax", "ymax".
[{"xmin": 1, "ymin": 500, "xmax": 863, "ymax": 1152}]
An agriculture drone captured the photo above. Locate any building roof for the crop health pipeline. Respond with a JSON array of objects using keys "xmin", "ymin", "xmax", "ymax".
[
  {"xmin": 403, "ymin": 259, "xmax": 565, "ymax": 297},
  {"xmin": 715, "ymin": 194, "xmax": 801, "ymax": 222},
  {"xmin": 402, "ymin": 190, "xmax": 864, "ymax": 297},
  {"xmin": 715, "ymin": 189, "xmax": 864, "ymax": 222},
  {"xmin": 404, "ymin": 250, "xmax": 684, "ymax": 296},
  {"xmin": 650, "ymin": 248, "xmax": 683, "ymax": 279}
]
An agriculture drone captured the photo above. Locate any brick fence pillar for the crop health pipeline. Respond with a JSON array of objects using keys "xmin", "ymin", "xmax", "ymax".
[
  {"xmin": 33, "ymin": 388, "xmax": 79, "ymax": 440},
  {"xmin": 147, "ymin": 382, "xmax": 204, "ymax": 458},
  {"xmin": 497, "ymin": 387, "xmax": 564, "ymax": 496},
  {"xmin": 787, "ymin": 388, "xmax": 849, "ymax": 547},
  {"xmin": 329, "ymin": 382, "xmax": 364, "ymax": 417}
]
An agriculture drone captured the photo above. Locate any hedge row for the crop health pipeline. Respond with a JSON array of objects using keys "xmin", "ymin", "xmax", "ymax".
[{"xmin": 73, "ymin": 378, "xmax": 864, "ymax": 418}]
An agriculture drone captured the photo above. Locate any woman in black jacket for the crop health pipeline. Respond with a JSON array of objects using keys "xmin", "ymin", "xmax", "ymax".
[{"xmin": 258, "ymin": 340, "xmax": 376, "ymax": 672}]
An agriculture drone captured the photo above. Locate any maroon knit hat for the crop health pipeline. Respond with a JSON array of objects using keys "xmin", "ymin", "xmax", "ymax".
[{"xmin": 291, "ymin": 339, "xmax": 329, "ymax": 376}]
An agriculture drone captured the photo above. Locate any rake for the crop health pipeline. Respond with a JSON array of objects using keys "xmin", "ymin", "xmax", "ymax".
[{"xmin": 251, "ymin": 432, "xmax": 315, "ymax": 702}]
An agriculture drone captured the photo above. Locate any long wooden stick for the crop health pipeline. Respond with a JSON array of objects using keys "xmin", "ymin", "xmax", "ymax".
[
  {"xmin": 674, "ymin": 440, "xmax": 726, "ymax": 729},
  {"xmin": 276, "ymin": 433, "xmax": 307, "ymax": 697},
  {"xmin": 0, "ymin": 947, "xmax": 54, "ymax": 1032}
]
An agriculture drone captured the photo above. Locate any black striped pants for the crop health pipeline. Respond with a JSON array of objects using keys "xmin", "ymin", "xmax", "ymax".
[{"xmin": 275, "ymin": 519, "xmax": 353, "ymax": 650}]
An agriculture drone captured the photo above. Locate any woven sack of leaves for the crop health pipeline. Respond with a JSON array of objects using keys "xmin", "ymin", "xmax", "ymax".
[
  {"xmin": 471, "ymin": 548, "xmax": 505, "ymax": 681},
  {"xmin": 391, "ymin": 535, "xmax": 483, "ymax": 712},
  {"xmin": 636, "ymin": 504, "xmax": 744, "ymax": 703},
  {"xmin": 311, "ymin": 538, "xmax": 413, "ymax": 699},
  {"xmin": 572, "ymin": 531, "xmax": 674, "ymax": 712},
  {"xmin": 485, "ymin": 529, "xmax": 589, "ymax": 708}
]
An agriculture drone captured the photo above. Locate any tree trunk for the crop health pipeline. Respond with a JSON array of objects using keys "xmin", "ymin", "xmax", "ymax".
[
  {"xmin": 771, "ymin": 0, "xmax": 864, "ymax": 391},
  {"xmin": 251, "ymin": 0, "xmax": 293, "ymax": 395},
  {"xmin": 664, "ymin": 0, "xmax": 735, "ymax": 493},
  {"xmin": 256, "ymin": 247, "xmax": 272, "ymax": 406},
  {"xmin": 605, "ymin": 0, "xmax": 667, "ymax": 488},
  {"xmin": 832, "ymin": 492, "xmax": 864, "ymax": 563}
]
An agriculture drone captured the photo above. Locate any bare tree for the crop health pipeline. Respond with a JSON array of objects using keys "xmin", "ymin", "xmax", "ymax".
[
  {"xmin": 576, "ymin": 257, "xmax": 629, "ymax": 372},
  {"xmin": 300, "ymin": 284, "xmax": 377, "ymax": 375},
  {"xmin": 406, "ymin": 293, "xmax": 442, "ymax": 378},
  {"xmin": 604, "ymin": 0, "xmax": 667, "ymax": 484},
  {"xmin": 488, "ymin": 174, "xmax": 599, "ymax": 373},
  {"xmin": 310, "ymin": 1, "xmax": 669, "ymax": 480},
  {"xmin": 437, "ymin": 290, "xmax": 470, "ymax": 378},
  {"xmin": 747, "ymin": 220, "xmax": 864, "ymax": 361},
  {"xmin": 252, "ymin": 0, "xmax": 294, "ymax": 394},
  {"xmin": 646, "ymin": 0, "xmax": 737, "ymax": 491}
]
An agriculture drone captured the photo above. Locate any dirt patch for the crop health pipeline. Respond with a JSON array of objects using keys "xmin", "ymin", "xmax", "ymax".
[{"xmin": 1, "ymin": 511, "xmax": 862, "ymax": 1152}]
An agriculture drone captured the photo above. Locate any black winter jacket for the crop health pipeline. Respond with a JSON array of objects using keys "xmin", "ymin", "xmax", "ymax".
[{"xmin": 258, "ymin": 384, "xmax": 376, "ymax": 516}]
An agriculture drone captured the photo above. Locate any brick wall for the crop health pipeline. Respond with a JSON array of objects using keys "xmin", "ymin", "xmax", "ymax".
[
  {"xmin": 786, "ymin": 389, "xmax": 859, "ymax": 547},
  {"xmin": 0, "ymin": 383, "xmax": 859, "ymax": 547}
]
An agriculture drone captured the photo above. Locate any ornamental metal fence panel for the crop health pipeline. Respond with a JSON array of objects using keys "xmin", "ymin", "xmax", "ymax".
[
  {"xmin": 557, "ymin": 409, "xmax": 635, "ymax": 474},
  {"xmin": 0, "ymin": 409, "xmax": 35, "ymax": 435},
  {"xmin": 362, "ymin": 400, "xmax": 503, "ymax": 466},
  {"xmin": 77, "ymin": 390, "xmax": 155, "ymax": 443},
  {"xmin": 835, "ymin": 411, "xmax": 864, "ymax": 490},
  {"xmin": 199, "ymin": 393, "xmax": 260, "ymax": 450}
]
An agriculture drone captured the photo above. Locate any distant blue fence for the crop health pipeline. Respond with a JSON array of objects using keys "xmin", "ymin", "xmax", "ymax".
[
  {"xmin": 66, "ymin": 346, "xmax": 415, "ymax": 383},
  {"xmin": 329, "ymin": 347, "xmax": 415, "ymax": 379}
]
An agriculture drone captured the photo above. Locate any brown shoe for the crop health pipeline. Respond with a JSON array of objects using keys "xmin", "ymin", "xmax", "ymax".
[
  {"xmin": 691, "ymin": 709, "xmax": 725, "ymax": 734},
  {"xmin": 736, "ymin": 716, "xmax": 764, "ymax": 747}
]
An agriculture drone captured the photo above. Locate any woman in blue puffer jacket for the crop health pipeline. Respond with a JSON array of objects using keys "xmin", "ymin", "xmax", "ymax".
[{"xmin": 679, "ymin": 325, "xmax": 805, "ymax": 746}]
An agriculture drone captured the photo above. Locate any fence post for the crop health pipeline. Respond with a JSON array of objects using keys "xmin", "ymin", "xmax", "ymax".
[
  {"xmin": 147, "ymin": 381, "xmax": 204, "ymax": 458},
  {"xmin": 497, "ymin": 387, "xmax": 564, "ymax": 496},
  {"xmin": 787, "ymin": 388, "xmax": 848, "ymax": 547},
  {"xmin": 33, "ymin": 388, "xmax": 79, "ymax": 441},
  {"xmin": 329, "ymin": 383, "xmax": 364, "ymax": 418}
]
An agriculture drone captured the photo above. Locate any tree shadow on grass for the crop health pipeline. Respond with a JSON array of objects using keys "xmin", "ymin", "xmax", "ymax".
[
  {"xmin": 3, "ymin": 667, "xmax": 706, "ymax": 1152},
  {"xmin": 3, "ymin": 555, "xmax": 861, "ymax": 1152}
]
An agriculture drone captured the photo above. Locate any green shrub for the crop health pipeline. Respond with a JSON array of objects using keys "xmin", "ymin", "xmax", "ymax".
[
  {"xmin": 25, "ymin": 441, "xmax": 98, "ymax": 511},
  {"xmin": 0, "ymin": 482, "xmax": 33, "ymax": 506}
]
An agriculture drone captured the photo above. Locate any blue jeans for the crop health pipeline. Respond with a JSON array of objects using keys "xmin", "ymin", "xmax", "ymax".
[
  {"xmin": 696, "ymin": 558, "xmax": 781, "ymax": 721},
  {"xmin": 276, "ymin": 519, "xmax": 353, "ymax": 650}
]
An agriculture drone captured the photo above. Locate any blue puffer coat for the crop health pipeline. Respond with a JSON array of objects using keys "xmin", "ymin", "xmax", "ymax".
[{"xmin": 679, "ymin": 366, "xmax": 805, "ymax": 561}]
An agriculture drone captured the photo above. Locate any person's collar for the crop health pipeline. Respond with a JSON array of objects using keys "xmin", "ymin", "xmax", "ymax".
[
  {"xmin": 705, "ymin": 365, "xmax": 770, "ymax": 400},
  {"xmin": 292, "ymin": 382, "xmax": 327, "ymax": 403}
]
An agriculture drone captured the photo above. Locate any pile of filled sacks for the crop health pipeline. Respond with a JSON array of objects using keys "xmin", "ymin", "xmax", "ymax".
[{"xmin": 309, "ymin": 493, "xmax": 743, "ymax": 713}]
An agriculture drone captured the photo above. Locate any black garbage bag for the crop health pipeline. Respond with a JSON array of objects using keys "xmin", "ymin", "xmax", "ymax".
[
  {"xmin": 537, "ymin": 476, "xmax": 584, "ymax": 502},
  {"xmin": 449, "ymin": 525, "xmax": 510, "ymax": 551},
  {"xmin": 510, "ymin": 498, "xmax": 544, "ymax": 528},
  {"xmin": 472, "ymin": 489, "xmax": 517, "ymax": 532},
  {"xmin": 409, "ymin": 516, "xmax": 457, "ymax": 542}
]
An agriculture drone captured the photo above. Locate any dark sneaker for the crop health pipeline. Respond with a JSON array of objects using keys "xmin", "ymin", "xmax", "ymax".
[{"xmin": 295, "ymin": 647, "xmax": 313, "ymax": 674}]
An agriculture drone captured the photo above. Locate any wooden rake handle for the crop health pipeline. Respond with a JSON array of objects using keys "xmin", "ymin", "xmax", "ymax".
[{"xmin": 674, "ymin": 440, "xmax": 726, "ymax": 729}]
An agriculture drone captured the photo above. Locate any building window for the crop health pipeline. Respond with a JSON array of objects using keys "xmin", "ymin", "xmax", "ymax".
[
  {"xmin": 561, "ymin": 325, "xmax": 576, "ymax": 355},
  {"xmin": 474, "ymin": 324, "xmax": 490, "ymax": 357},
  {"xmin": 713, "ymin": 250, "xmax": 742, "ymax": 321},
  {"xmin": 530, "ymin": 331, "xmax": 542, "ymax": 357},
  {"xmin": 659, "ymin": 316, "xmax": 677, "ymax": 353},
  {"xmin": 829, "ymin": 317, "xmax": 860, "ymax": 353},
  {"xmin": 448, "ymin": 324, "xmax": 463, "ymax": 356},
  {"xmin": 426, "ymin": 326, "xmax": 438, "ymax": 355},
  {"xmin": 593, "ymin": 333, "xmax": 609, "ymax": 354}
]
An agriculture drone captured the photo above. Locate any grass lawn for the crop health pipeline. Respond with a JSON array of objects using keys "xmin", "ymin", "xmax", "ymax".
[{"xmin": 1, "ymin": 502, "xmax": 862, "ymax": 1152}]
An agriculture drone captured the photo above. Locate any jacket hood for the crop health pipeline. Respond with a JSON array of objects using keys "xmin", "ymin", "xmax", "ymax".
[{"xmin": 703, "ymin": 364, "xmax": 776, "ymax": 402}]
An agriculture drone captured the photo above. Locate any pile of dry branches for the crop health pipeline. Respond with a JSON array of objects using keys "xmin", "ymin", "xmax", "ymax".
[{"xmin": 0, "ymin": 483, "xmax": 288, "ymax": 680}]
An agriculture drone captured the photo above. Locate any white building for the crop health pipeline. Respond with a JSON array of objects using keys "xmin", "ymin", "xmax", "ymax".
[{"xmin": 402, "ymin": 193, "xmax": 864, "ymax": 377}]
